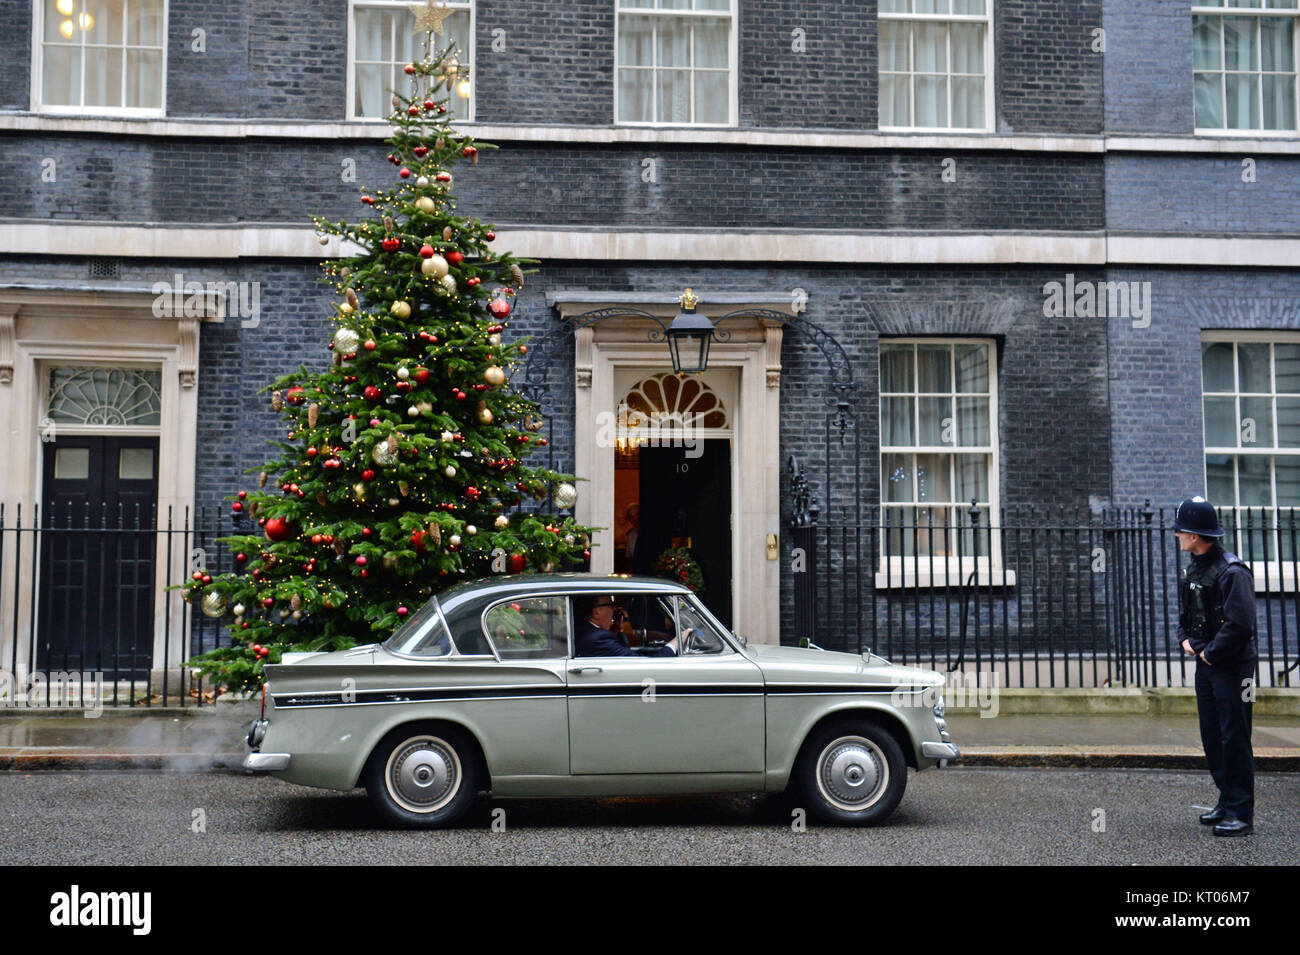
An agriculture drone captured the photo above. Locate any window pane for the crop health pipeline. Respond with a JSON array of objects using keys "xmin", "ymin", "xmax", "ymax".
[
  {"xmin": 880, "ymin": 21, "xmax": 908, "ymax": 72},
  {"xmin": 1193, "ymin": 17, "xmax": 1223, "ymax": 70},
  {"xmin": 1277, "ymin": 344, "xmax": 1300, "ymax": 392},
  {"xmin": 1278, "ymin": 397, "xmax": 1300, "ymax": 446},
  {"xmin": 355, "ymin": 63, "xmax": 385, "ymax": 118},
  {"xmin": 619, "ymin": 14, "xmax": 654, "ymax": 66},
  {"xmin": 1225, "ymin": 72, "xmax": 1260, "ymax": 128},
  {"xmin": 1277, "ymin": 457, "xmax": 1300, "ymax": 505},
  {"xmin": 1262, "ymin": 74, "xmax": 1297, "ymax": 129},
  {"xmin": 1223, "ymin": 16, "xmax": 1260, "ymax": 70},
  {"xmin": 883, "ymin": 453, "xmax": 914, "ymax": 503},
  {"xmin": 918, "ymin": 395, "xmax": 950, "ymax": 445},
  {"xmin": 1202, "ymin": 341, "xmax": 1236, "ymax": 391},
  {"xmin": 880, "ymin": 0, "xmax": 910, "ymax": 12},
  {"xmin": 85, "ymin": 0, "xmax": 126, "ymax": 46},
  {"xmin": 119, "ymin": 447, "xmax": 153, "ymax": 480},
  {"xmin": 1195, "ymin": 71, "xmax": 1225, "ymax": 127},
  {"xmin": 618, "ymin": 68, "xmax": 653, "ymax": 121},
  {"xmin": 42, "ymin": 43, "xmax": 81, "ymax": 106},
  {"xmin": 693, "ymin": 71, "xmax": 727, "ymax": 123},
  {"xmin": 54, "ymin": 447, "xmax": 90, "ymax": 481},
  {"xmin": 656, "ymin": 69, "xmax": 691, "ymax": 122},
  {"xmin": 126, "ymin": 0, "xmax": 165, "ymax": 46},
  {"xmin": 917, "ymin": 344, "xmax": 951, "ymax": 392},
  {"xmin": 955, "ymin": 343, "xmax": 989, "ymax": 393},
  {"xmin": 124, "ymin": 48, "xmax": 161, "ymax": 109},
  {"xmin": 957, "ymin": 396, "xmax": 990, "ymax": 446},
  {"xmin": 915, "ymin": 22, "xmax": 948, "ymax": 72},
  {"xmin": 915, "ymin": 75, "xmax": 947, "ymax": 126},
  {"xmin": 485, "ymin": 596, "xmax": 569, "ymax": 658},
  {"xmin": 950, "ymin": 23, "xmax": 984, "ymax": 74},
  {"xmin": 953, "ymin": 0, "xmax": 986, "ymax": 13},
  {"xmin": 695, "ymin": 0, "xmax": 731, "ymax": 9},
  {"xmin": 694, "ymin": 18, "xmax": 729, "ymax": 68},
  {"xmin": 883, "ymin": 507, "xmax": 917, "ymax": 559},
  {"xmin": 1260, "ymin": 16, "xmax": 1295, "ymax": 69},
  {"xmin": 1241, "ymin": 396, "xmax": 1274, "ymax": 447},
  {"xmin": 882, "ymin": 396, "xmax": 915, "ymax": 446},
  {"xmin": 916, "ymin": 0, "xmax": 948, "ymax": 13},
  {"xmin": 354, "ymin": 9, "xmax": 389, "ymax": 62},
  {"xmin": 880, "ymin": 344, "xmax": 914, "ymax": 393},
  {"xmin": 83, "ymin": 46, "xmax": 124, "ymax": 107},
  {"xmin": 1207, "ymin": 454, "xmax": 1235, "ymax": 504},
  {"xmin": 951, "ymin": 76, "xmax": 984, "ymax": 127},
  {"xmin": 657, "ymin": 14, "xmax": 689, "ymax": 67},
  {"xmin": 1204, "ymin": 396, "xmax": 1238, "ymax": 447},
  {"xmin": 1238, "ymin": 342, "xmax": 1271, "ymax": 392},
  {"xmin": 955, "ymin": 453, "xmax": 988, "ymax": 504},
  {"xmin": 915, "ymin": 453, "xmax": 952, "ymax": 503},
  {"xmin": 880, "ymin": 73, "xmax": 908, "ymax": 126},
  {"xmin": 1239, "ymin": 454, "xmax": 1272, "ymax": 506},
  {"xmin": 45, "ymin": 0, "xmax": 74, "ymax": 42}
]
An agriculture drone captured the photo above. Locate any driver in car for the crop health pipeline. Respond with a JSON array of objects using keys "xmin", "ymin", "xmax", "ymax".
[{"xmin": 574, "ymin": 595, "xmax": 681, "ymax": 657}]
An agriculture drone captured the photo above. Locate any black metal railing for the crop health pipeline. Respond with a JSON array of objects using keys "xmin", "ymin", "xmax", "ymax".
[
  {"xmin": 789, "ymin": 498, "xmax": 1300, "ymax": 688},
  {"xmin": 0, "ymin": 503, "xmax": 240, "ymax": 708}
]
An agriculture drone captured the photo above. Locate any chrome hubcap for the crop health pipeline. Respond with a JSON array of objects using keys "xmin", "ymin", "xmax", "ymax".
[
  {"xmin": 387, "ymin": 737, "xmax": 460, "ymax": 813},
  {"xmin": 817, "ymin": 736, "xmax": 886, "ymax": 811}
]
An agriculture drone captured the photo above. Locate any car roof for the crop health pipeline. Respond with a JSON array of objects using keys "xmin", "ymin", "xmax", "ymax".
[{"xmin": 437, "ymin": 573, "xmax": 692, "ymax": 608}]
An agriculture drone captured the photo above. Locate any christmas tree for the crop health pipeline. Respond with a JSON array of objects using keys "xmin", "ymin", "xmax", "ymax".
[{"xmin": 184, "ymin": 36, "xmax": 594, "ymax": 694}]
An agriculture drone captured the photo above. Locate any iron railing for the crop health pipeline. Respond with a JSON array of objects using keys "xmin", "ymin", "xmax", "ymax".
[{"xmin": 789, "ymin": 496, "xmax": 1300, "ymax": 689}]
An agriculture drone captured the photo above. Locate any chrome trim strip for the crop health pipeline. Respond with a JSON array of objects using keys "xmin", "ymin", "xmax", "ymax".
[
  {"xmin": 921, "ymin": 742, "xmax": 961, "ymax": 759},
  {"xmin": 243, "ymin": 752, "xmax": 291, "ymax": 771}
]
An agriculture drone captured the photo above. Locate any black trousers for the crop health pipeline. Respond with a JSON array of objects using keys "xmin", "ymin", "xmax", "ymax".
[{"xmin": 1195, "ymin": 657, "xmax": 1256, "ymax": 825}]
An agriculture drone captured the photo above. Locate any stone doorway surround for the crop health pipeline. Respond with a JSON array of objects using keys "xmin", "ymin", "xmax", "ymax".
[
  {"xmin": 548, "ymin": 291, "xmax": 797, "ymax": 646},
  {"xmin": 0, "ymin": 285, "xmax": 222, "ymax": 683}
]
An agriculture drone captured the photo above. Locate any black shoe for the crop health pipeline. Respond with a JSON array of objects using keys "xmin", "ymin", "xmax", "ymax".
[
  {"xmin": 1213, "ymin": 818, "xmax": 1253, "ymax": 837},
  {"xmin": 1199, "ymin": 808, "xmax": 1227, "ymax": 826}
]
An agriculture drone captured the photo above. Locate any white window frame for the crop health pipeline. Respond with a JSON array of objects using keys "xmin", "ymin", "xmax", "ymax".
[
  {"xmin": 878, "ymin": 0, "xmax": 995, "ymax": 133},
  {"xmin": 30, "ymin": 0, "xmax": 169, "ymax": 117},
  {"xmin": 876, "ymin": 337, "xmax": 1010, "ymax": 588},
  {"xmin": 1192, "ymin": 2, "xmax": 1300, "ymax": 137},
  {"xmin": 613, "ymin": 0, "xmax": 738, "ymax": 128},
  {"xmin": 347, "ymin": 0, "xmax": 475, "ymax": 123},
  {"xmin": 1201, "ymin": 330, "xmax": 1300, "ymax": 592}
]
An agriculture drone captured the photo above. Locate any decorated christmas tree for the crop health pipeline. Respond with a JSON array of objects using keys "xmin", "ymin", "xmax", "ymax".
[{"xmin": 184, "ymin": 34, "xmax": 594, "ymax": 694}]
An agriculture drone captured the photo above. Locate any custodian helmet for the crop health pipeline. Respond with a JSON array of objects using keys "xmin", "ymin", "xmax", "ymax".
[{"xmin": 1172, "ymin": 496, "xmax": 1225, "ymax": 538}]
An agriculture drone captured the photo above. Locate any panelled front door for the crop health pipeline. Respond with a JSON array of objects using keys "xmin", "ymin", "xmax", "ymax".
[{"xmin": 37, "ymin": 436, "xmax": 159, "ymax": 678}]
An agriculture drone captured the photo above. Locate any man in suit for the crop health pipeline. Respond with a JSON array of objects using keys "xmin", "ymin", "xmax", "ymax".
[{"xmin": 573, "ymin": 595, "xmax": 680, "ymax": 657}]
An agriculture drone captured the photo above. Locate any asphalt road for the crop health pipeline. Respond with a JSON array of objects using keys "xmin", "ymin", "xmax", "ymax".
[{"xmin": 0, "ymin": 767, "xmax": 1295, "ymax": 865}]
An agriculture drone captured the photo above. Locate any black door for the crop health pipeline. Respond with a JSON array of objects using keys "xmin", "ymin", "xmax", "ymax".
[
  {"xmin": 38, "ymin": 436, "xmax": 159, "ymax": 678},
  {"xmin": 634, "ymin": 439, "xmax": 733, "ymax": 628}
]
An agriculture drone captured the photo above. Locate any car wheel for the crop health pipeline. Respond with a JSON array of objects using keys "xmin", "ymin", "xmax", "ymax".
[
  {"xmin": 795, "ymin": 720, "xmax": 907, "ymax": 826},
  {"xmin": 364, "ymin": 725, "xmax": 480, "ymax": 829}
]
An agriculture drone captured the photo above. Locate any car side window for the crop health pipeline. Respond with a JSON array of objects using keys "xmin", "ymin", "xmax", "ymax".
[
  {"xmin": 483, "ymin": 596, "xmax": 570, "ymax": 659},
  {"xmin": 673, "ymin": 596, "xmax": 728, "ymax": 655}
]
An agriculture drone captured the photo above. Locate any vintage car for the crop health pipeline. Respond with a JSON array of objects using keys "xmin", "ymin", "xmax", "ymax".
[{"xmin": 243, "ymin": 574, "xmax": 959, "ymax": 827}]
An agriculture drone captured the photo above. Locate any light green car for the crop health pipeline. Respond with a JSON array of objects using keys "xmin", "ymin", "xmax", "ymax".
[{"xmin": 244, "ymin": 573, "xmax": 959, "ymax": 827}]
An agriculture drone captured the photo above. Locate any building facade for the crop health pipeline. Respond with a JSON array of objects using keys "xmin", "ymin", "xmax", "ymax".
[{"xmin": 0, "ymin": 0, "xmax": 1297, "ymax": 688}]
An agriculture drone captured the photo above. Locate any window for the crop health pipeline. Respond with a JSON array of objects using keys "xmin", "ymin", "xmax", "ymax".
[
  {"xmin": 35, "ymin": 0, "xmax": 166, "ymax": 115},
  {"xmin": 879, "ymin": 340, "xmax": 1005, "ymax": 584},
  {"xmin": 1194, "ymin": 1, "xmax": 1299, "ymax": 132},
  {"xmin": 879, "ymin": 0, "xmax": 992, "ymax": 131},
  {"xmin": 350, "ymin": 0, "xmax": 473, "ymax": 121},
  {"xmin": 483, "ymin": 596, "xmax": 569, "ymax": 659},
  {"xmin": 616, "ymin": 0, "xmax": 735, "ymax": 125},
  {"xmin": 1202, "ymin": 335, "xmax": 1300, "ymax": 573},
  {"xmin": 383, "ymin": 598, "xmax": 453, "ymax": 656}
]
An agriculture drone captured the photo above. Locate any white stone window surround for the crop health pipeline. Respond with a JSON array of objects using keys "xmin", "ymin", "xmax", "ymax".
[
  {"xmin": 876, "ymin": 336, "xmax": 1013, "ymax": 588},
  {"xmin": 878, "ymin": 0, "xmax": 995, "ymax": 133},
  {"xmin": 0, "ymin": 285, "xmax": 221, "ymax": 679},
  {"xmin": 1193, "ymin": 1, "xmax": 1300, "ymax": 136},
  {"xmin": 30, "ymin": 0, "xmax": 168, "ymax": 118},
  {"xmin": 614, "ymin": 0, "xmax": 738, "ymax": 127},
  {"xmin": 347, "ymin": 0, "xmax": 475, "ymax": 122}
]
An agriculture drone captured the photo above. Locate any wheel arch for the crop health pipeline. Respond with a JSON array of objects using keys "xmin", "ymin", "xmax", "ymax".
[
  {"xmin": 357, "ymin": 717, "xmax": 492, "ymax": 793},
  {"xmin": 786, "ymin": 706, "xmax": 919, "ymax": 786}
]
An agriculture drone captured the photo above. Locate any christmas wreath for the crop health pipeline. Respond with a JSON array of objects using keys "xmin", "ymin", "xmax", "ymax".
[{"xmin": 655, "ymin": 546, "xmax": 705, "ymax": 596}]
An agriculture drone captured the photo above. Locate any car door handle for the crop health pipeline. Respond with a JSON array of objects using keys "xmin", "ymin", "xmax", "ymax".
[{"xmin": 568, "ymin": 666, "xmax": 603, "ymax": 674}]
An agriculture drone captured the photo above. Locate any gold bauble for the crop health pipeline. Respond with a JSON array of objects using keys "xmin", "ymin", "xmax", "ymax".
[
  {"xmin": 371, "ymin": 441, "xmax": 399, "ymax": 466},
  {"xmin": 439, "ymin": 274, "xmax": 457, "ymax": 293},
  {"xmin": 353, "ymin": 482, "xmax": 367, "ymax": 502},
  {"xmin": 553, "ymin": 482, "xmax": 578, "ymax": 510},
  {"xmin": 390, "ymin": 300, "xmax": 412, "ymax": 318},
  {"xmin": 487, "ymin": 333, "xmax": 501, "ymax": 347},
  {"xmin": 333, "ymin": 328, "xmax": 361, "ymax": 354},
  {"xmin": 494, "ymin": 514, "xmax": 509, "ymax": 529},
  {"xmin": 423, "ymin": 253, "xmax": 449, "ymax": 277},
  {"xmin": 200, "ymin": 591, "xmax": 227, "ymax": 618},
  {"xmin": 416, "ymin": 196, "xmax": 436, "ymax": 213},
  {"xmin": 478, "ymin": 407, "xmax": 493, "ymax": 424},
  {"xmin": 484, "ymin": 365, "xmax": 506, "ymax": 386}
]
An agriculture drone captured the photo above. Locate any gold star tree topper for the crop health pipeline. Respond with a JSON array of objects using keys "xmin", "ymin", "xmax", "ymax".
[{"xmin": 409, "ymin": 0, "xmax": 453, "ymax": 34}]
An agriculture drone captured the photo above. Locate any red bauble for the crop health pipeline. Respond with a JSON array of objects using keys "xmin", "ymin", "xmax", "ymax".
[
  {"xmin": 231, "ymin": 502, "xmax": 243, "ymax": 512},
  {"xmin": 306, "ymin": 447, "xmax": 318, "ymax": 458},
  {"xmin": 236, "ymin": 553, "xmax": 247, "ymax": 563},
  {"xmin": 413, "ymin": 145, "xmax": 428, "ymax": 158},
  {"xmin": 262, "ymin": 597, "xmax": 274, "ymax": 608},
  {"xmin": 264, "ymin": 517, "xmax": 294, "ymax": 542},
  {"xmin": 423, "ymin": 99, "xmax": 436, "ymax": 110},
  {"xmin": 403, "ymin": 63, "xmax": 416, "ymax": 75},
  {"xmin": 364, "ymin": 339, "xmax": 377, "ymax": 351},
  {"xmin": 364, "ymin": 386, "xmax": 383, "ymax": 403},
  {"xmin": 382, "ymin": 237, "xmax": 400, "ymax": 251},
  {"xmin": 445, "ymin": 250, "xmax": 464, "ymax": 266},
  {"xmin": 414, "ymin": 368, "xmax": 430, "ymax": 386},
  {"xmin": 507, "ymin": 553, "xmax": 527, "ymax": 574},
  {"xmin": 355, "ymin": 555, "xmax": 367, "ymax": 566},
  {"xmin": 419, "ymin": 244, "xmax": 434, "ymax": 258},
  {"xmin": 369, "ymin": 417, "xmax": 382, "ymax": 427},
  {"xmin": 237, "ymin": 490, "xmax": 247, "ymax": 499},
  {"xmin": 488, "ymin": 297, "xmax": 511, "ymax": 318},
  {"xmin": 286, "ymin": 386, "xmax": 305, "ymax": 405},
  {"xmin": 399, "ymin": 168, "xmax": 411, "ymax": 179},
  {"xmin": 410, "ymin": 530, "xmax": 426, "ymax": 552},
  {"xmin": 485, "ymin": 231, "xmax": 495, "ymax": 241},
  {"xmin": 463, "ymin": 146, "xmax": 477, "ymax": 158},
  {"xmin": 362, "ymin": 469, "xmax": 375, "ymax": 481},
  {"xmin": 397, "ymin": 606, "xmax": 409, "ymax": 617},
  {"xmin": 407, "ymin": 106, "xmax": 419, "ymax": 116}
]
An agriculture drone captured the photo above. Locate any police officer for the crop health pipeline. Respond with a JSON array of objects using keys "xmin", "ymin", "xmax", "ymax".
[{"xmin": 1173, "ymin": 495, "xmax": 1258, "ymax": 836}]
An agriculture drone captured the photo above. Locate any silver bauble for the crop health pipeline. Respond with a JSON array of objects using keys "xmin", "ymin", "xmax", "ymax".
[
  {"xmin": 200, "ymin": 591, "xmax": 227, "ymax": 618},
  {"xmin": 333, "ymin": 328, "xmax": 361, "ymax": 354},
  {"xmin": 553, "ymin": 482, "xmax": 578, "ymax": 510}
]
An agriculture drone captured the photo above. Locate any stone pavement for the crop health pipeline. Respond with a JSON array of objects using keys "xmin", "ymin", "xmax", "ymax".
[{"xmin": 1, "ymin": 696, "xmax": 1298, "ymax": 772}]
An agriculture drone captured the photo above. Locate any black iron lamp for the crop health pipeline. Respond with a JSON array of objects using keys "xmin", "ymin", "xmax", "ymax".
[{"xmin": 664, "ymin": 288, "xmax": 715, "ymax": 375}]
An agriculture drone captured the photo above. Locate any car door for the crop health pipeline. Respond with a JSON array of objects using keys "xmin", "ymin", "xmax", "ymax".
[{"xmin": 566, "ymin": 594, "xmax": 765, "ymax": 774}]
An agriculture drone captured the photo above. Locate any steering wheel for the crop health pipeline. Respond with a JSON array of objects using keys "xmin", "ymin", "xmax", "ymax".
[{"xmin": 680, "ymin": 627, "xmax": 707, "ymax": 654}]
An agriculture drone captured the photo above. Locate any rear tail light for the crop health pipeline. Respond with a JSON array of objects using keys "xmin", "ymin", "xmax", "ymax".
[{"xmin": 260, "ymin": 683, "xmax": 266, "ymax": 720}]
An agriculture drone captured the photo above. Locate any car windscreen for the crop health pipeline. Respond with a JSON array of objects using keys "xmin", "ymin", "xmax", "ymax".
[{"xmin": 382, "ymin": 598, "xmax": 452, "ymax": 656}]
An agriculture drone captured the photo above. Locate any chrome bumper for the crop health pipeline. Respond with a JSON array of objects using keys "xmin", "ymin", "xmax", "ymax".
[
  {"xmin": 243, "ymin": 751, "xmax": 291, "ymax": 772},
  {"xmin": 921, "ymin": 741, "xmax": 960, "ymax": 763}
]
